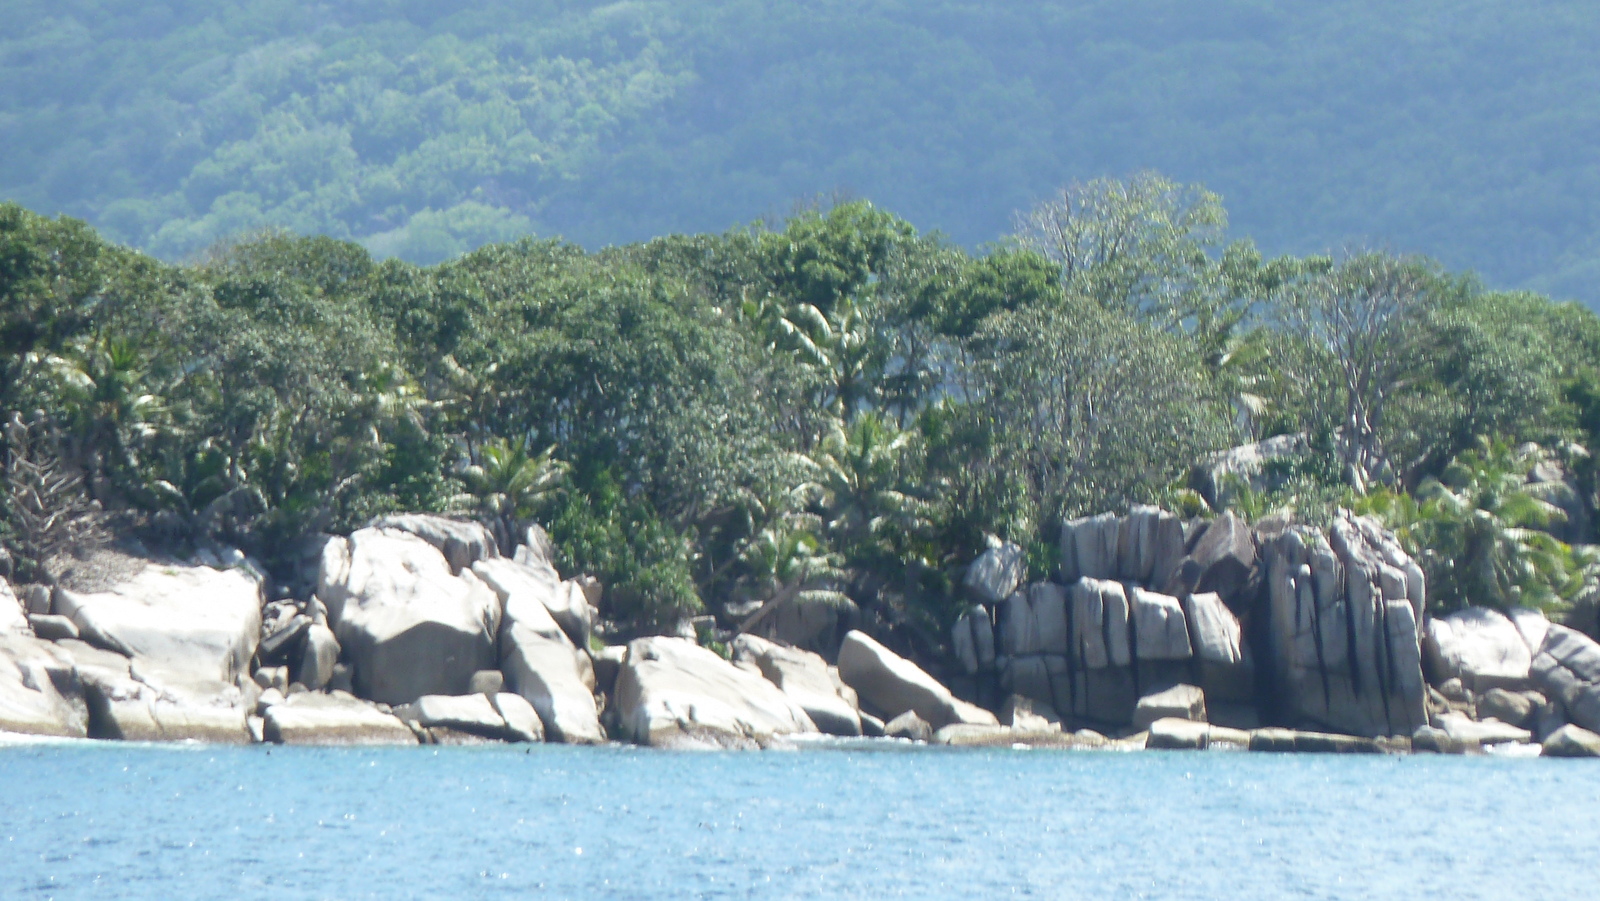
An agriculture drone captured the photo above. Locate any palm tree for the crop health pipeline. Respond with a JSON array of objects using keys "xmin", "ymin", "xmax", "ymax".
[
  {"xmin": 806, "ymin": 412, "xmax": 932, "ymax": 566},
  {"xmin": 735, "ymin": 515, "xmax": 855, "ymax": 640},
  {"xmin": 1387, "ymin": 438, "xmax": 1591, "ymax": 614},
  {"xmin": 456, "ymin": 437, "xmax": 568, "ymax": 553}
]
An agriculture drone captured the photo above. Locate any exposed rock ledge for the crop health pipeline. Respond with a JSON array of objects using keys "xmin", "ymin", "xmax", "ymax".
[{"xmin": 3, "ymin": 511, "xmax": 1599, "ymax": 757}]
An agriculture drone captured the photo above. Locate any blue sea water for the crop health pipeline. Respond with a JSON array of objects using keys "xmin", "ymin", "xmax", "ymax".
[{"xmin": 1, "ymin": 739, "xmax": 1595, "ymax": 900}]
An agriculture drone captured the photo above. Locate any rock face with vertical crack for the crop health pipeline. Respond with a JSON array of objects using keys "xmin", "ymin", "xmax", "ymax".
[{"xmin": 1259, "ymin": 513, "xmax": 1427, "ymax": 737}]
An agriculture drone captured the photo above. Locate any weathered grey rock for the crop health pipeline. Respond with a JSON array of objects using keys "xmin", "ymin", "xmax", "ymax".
[
  {"xmin": 1061, "ymin": 513, "xmax": 1121, "ymax": 582},
  {"xmin": 732, "ymin": 634, "xmax": 861, "ymax": 736},
  {"xmin": 498, "ymin": 594, "xmax": 604, "ymax": 744},
  {"xmin": 859, "ymin": 711, "xmax": 886, "ymax": 737},
  {"xmin": 259, "ymin": 614, "xmax": 311, "ymax": 662},
  {"xmin": 369, "ymin": 514, "xmax": 499, "ymax": 573},
  {"xmin": 27, "ymin": 614, "xmax": 79, "ymax": 641},
  {"xmin": 837, "ymin": 630, "xmax": 997, "ymax": 729},
  {"xmin": 515, "ymin": 524, "xmax": 559, "ymax": 571},
  {"xmin": 998, "ymin": 589, "xmax": 1038, "ymax": 657},
  {"xmin": 1132, "ymin": 684, "xmax": 1207, "ymax": 730},
  {"xmin": 21, "ymin": 583, "xmax": 53, "ymax": 616},
  {"xmin": 1261, "ymin": 518, "xmax": 1427, "ymax": 737},
  {"xmin": 612, "ymin": 637, "xmax": 816, "ymax": 748},
  {"xmin": 1508, "ymin": 607, "xmax": 1551, "ymax": 658},
  {"xmin": 1183, "ymin": 592, "xmax": 1253, "ymax": 702},
  {"xmin": 591, "ymin": 645, "xmax": 627, "ymax": 697},
  {"xmin": 1189, "ymin": 511, "xmax": 1255, "ymax": 601},
  {"xmin": 323, "ymin": 527, "xmax": 501, "ymax": 704},
  {"xmin": 1207, "ymin": 725, "xmax": 1252, "ymax": 748},
  {"xmin": 468, "ymin": 670, "xmax": 505, "ymax": 695},
  {"xmin": 1477, "ymin": 688, "xmax": 1536, "ymax": 728},
  {"xmin": 254, "ymin": 666, "xmax": 289, "ymax": 693},
  {"xmin": 254, "ymin": 687, "xmax": 285, "ymax": 716},
  {"xmin": 1147, "ymin": 717, "xmax": 1210, "ymax": 750},
  {"xmin": 1424, "ymin": 607, "xmax": 1533, "ymax": 691},
  {"xmin": 1248, "ymin": 728, "xmax": 1379, "ymax": 754},
  {"xmin": 1130, "ymin": 588, "xmax": 1192, "ymax": 661},
  {"xmin": 0, "ymin": 633, "xmax": 89, "ymax": 737},
  {"xmin": 1190, "ymin": 434, "xmax": 1310, "ymax": 509},
  {"xmin": 1435, "ymin": 711, "xmax": 1532, "ymax": 746},
  {"xmin": 262, "ymin": 692, "xmax": 417, "ymax": 745},
  {"xmin": 54, "ymin": 559, "xmax": 263, "ymax": 689},
  {"xmin": 1530, "ymin": 624, "xmax": 1600, "ymax": 734},
  {"xmin": 883, "ymin": 710, "xmax": 933, "ymax": 742},
  {"xmin": 964, "ymin": 541, "xmax": 1026, "ymax": 605},
  {"xmin": 85, "ymin": 689, "xmax": 252, "ymax": 743},
  {"xmin": 1411, "ymin": 725, "xmax": 1467, "ymax": 754},
  {"xmin": 296, "ymin": 624, "xmax": 340, "ymax": 692},
  {"xmin": 1068, "ymin": 578, "xmax": 1131, "ymax": 669},
  {"xmin": 1541, "ymin": 724, "xmax": 1600, "ymax": 758},
  {"xmin": 998, "ymin": 694, "xmax": 1061, "ymax": 731},
  {"xmin": 951, "ymin": 605, "xmax": 995, "ymax": 675}
]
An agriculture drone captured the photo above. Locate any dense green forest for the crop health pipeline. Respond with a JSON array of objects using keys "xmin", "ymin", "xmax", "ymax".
[
  {"xmin": 3, "ymin": 1, "xmax": 1600, "ymax": 304},
  {"xmin": 4, "ymin": 177, "xmax": 1599, "ymax": 652}
]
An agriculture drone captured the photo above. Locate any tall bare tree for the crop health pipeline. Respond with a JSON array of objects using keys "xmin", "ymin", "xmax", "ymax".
[{"xmin": 1276, "ymin": 251, "xmax": 1441, "ymax": 491}]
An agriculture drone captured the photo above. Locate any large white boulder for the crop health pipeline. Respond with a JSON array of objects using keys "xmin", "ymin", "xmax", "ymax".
[
  {"xmin": 612, "ymin": 637, "xmax": 817, "ymax": 748},
  {"xmin": 1130, "ymin": 587, "xmax": 1192, "ymax": 661},
  {"xmin": 1424, "ymin": 607, "xmax": 1534, "ymax": 691},
  {"xmin": 54, "ymin": 559, "xmax": 263, "ymax": 690},
  {"xmin": 732, "ymin": 634, "xmax": 861, "ymax": 736},
  {"xmin": 321, "ymin": 527, "xmax": 502, "ymax": 704},
  {"xmin": 0, "ymin": 632, "xmax": 89, "ymax": 737},
  {"xmin": 837, "ymin": 630, "xmax": 997, "ymax": 729}
]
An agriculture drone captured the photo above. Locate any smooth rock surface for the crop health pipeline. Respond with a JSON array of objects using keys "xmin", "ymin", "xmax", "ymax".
[
  {"xmin": 498, "ymin": 621, "xmax": 604, "ymax": 744},
  {"xmin": 54, "ymin": 559, "xmax": 263, "ymax": 688},
  {"xmin": 884, "ymin": 711, "xmax": 933, "ymax": 742},
  {"xmin": 613, "ymin": 637, "xmax": 816, "ymax": 748},
  {"xmin": 964, "ymin": 541, "xmax": 1026, "ymax": 605},
  {"xmin": 323, "ymin": 527, "xmax": 502, "ymax": 704},
  {"xmin": 837, "ymin": 630, "xmax": 996, "ymax": 729},
  {"xmin": 262, "ymin": 692, "xmax": 417, "ymax": 745},
  {"xmin": 0, "ymin": 632, "xmax": 89, "ymax": 737},
  {"xmin": 1434, "ymin": 711, "xmax": 1532, "ymax": 746},
  {"xmin": 369, "ymin": 514, "xmax": 499, "ymax": 573},
  {"xmin": 1425, "ymin": 607, "xmax": 1534, "ymax": 691},
  {"xmin": 1541, "ymin": 724, "xmax": 1600, "ymax": 757},
  {"xmin": 1147, "ymin": 717, "xmax": 1210, "ymax": 750},
  {"xmin": 26, "ymin": 613, "xmax": 79, "ymax": 641},
  {"xmin": 1530, "ymin": 624, "xmax": 1600, "ymax": 734},
  {"xmin": 1133, "ymin": 684, "xmax": 1207, "ymax": 730},
  {"xmin": 296, "ymin": 624, "xmax": 340, "ymax": 692},
  {"xmin": 732, "ymin": 634, "xmax": 861, "ymax": 736}
]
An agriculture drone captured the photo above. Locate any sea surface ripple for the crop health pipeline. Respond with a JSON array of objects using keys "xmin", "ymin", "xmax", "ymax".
[{"xmin": 1, "ymin": 740, "xmax": 1594, "ymax": 899}]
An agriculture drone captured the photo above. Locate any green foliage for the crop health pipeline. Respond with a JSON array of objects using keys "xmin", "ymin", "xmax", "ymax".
[
  {"xmin": 1357, "ymin": 438, "xmax": 1594, "ymax": 615},
  {"xmin": 6, "ymin": 182, "xmax": 1600, "ymax": 643}
]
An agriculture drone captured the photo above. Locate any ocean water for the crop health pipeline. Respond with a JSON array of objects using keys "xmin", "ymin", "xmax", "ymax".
[{"xmin": 1, "ymin": 738, "xmax": 1594, "ymax": 900}]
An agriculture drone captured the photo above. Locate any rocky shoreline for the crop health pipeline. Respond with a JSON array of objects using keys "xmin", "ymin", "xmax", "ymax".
[{"xmin": 4, "ymin": 510, "xmax": 1600, "ymax": 758}]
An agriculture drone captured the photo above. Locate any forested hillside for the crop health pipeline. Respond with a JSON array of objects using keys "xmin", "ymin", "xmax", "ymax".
[{"xmin": 3, "ymin": 1, "xmax": 1599, "ymax": 303}]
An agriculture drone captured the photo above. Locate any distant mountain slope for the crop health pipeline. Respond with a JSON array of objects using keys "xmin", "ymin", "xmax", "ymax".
[{"xmin": 3, "ymin": 0, "xmax": 1598, "ymax": 303}]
